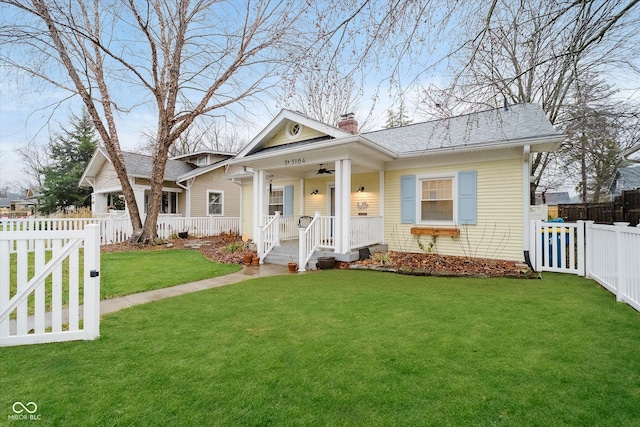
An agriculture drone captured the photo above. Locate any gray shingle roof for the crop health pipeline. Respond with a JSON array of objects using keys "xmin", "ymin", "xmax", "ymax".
[
  {"xmin": 0, "ymin": 192, "xmax": 24, "ymax": 208},
  {"xmin": 616, "ymin": 165, "xmax": 640, "ymax": 191},
  {"xmin": 99, "ymin": 148, "xmax": 195, "ymax": 180},
  {"xmin": 363, "ymin": 103, "xmax": 561, "ymax": 154}
]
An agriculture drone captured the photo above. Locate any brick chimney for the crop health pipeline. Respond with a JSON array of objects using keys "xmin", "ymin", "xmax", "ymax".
[{"xmin": 338, "ymin": 113, "xmax": 358, "ymax": 134}]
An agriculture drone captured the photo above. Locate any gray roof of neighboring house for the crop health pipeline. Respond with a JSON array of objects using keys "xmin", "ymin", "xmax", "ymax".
[
  {"xmin": 614, "ymin": 165, "xmax": 640, "ymax": 192},
  {"xmin": 0, "ymin": 192, "xmax": 23, "ymax": 208},
  {"xmin": 363, "ymin": 103, "xmax": 561, "ymax": 154},
  {"xmin": 99, "ymin": 148, "xmax": 196, "ymax": 180},
  {"xmin": 535, "ymin": 192, "xmax": 572, "ymax": 205}
]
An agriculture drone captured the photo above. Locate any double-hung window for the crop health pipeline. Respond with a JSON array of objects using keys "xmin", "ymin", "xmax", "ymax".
[
  {"xmin": 401, "ymin": 171, "xmax": 476, "ymax": 225},
  {"xmin": 268, "ymin": 188, "xmax": 284, "ymax": 215},
  {"xmin": 207, "ymin": 191, "xmax": 223, "ymax": 215},
  {"xmin": 420, "ymin": 176, "xmax": 454, "ymax": 223}
]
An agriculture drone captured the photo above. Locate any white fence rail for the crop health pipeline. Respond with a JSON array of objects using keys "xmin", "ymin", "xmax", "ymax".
[
  {"xmin": 1, "ymin": 217, "xmax": 241, "ymax": 249},
  {"xmin": 586, "ymin": 222, "xmax": 640, "ymax": 312},
  {"xmin": 0, "ymin": 225, "xmax": 101, "ymax": 347},
  {"xmin": 531, "ymin": 220, "xmax": 640, "ymax": 313}
]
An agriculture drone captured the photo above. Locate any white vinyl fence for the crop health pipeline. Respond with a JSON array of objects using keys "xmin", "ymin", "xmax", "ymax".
[
  {"xmin": 0, "ymin": 225, "xmax": 101, "ymax": 347},
  {"xmin": 586, "ymin": 222, "xmax": 640, "ymax": 312},
  {"xmin": 1, "ymin": 216, "xmax": 241, "ymax": 248},
  {"xmin": 530, "ymin": 220, "xmax": 640, "ymax": 313}
]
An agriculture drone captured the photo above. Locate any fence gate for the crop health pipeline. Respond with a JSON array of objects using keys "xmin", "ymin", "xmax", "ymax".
[
  {"xmin": 0, "ymin": 224, "xmax": 101, "ymax": 347},
  {"xmin": 530, "ymin": 220, "xmax": 585, "ymax": 275}
]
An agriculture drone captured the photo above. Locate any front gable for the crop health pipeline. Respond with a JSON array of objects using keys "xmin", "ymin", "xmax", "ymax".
[{"xmin": 236, "ymin": 110, "xmax": 352, "ymax": 158}]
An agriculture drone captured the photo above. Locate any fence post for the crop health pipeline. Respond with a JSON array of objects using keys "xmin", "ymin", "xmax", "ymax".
[
  {"xmin": 528, "ymin": 220, "xmax": 536, "ymax": 270},
  {"xmin": 83, "ymin": 224, "xmax": 101, "ymax": 340},
  {"xmin": 583, "ymin": 221, "xmax": 594, "ymax": 278},
  {"xmin": 614, "ymin": 222, "xmax": 629, "ymax": 303},
  {"xmin": 576, "ymin": 221, "xmax": 585, "ymax": 276}
]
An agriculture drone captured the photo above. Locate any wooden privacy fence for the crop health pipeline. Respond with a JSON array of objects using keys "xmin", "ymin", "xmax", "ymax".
[
  {"xmin": 557, "ymin": 189, "xmax": 640, "ymax": 225},
  {"xmin": 0, "ymin": 224, "xmax": 101, "ymax": 347},
  {"xmin": 530, "ymin": 220, "xmax": 640, "ymax": 313},
  {"xmin": 1, "ymin": 216, "xmax": 241, "ymax": 248}
]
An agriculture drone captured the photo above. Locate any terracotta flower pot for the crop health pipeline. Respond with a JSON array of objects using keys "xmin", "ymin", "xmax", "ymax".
[
  {"xmin": 251, "ymin": 256, "xmax": 260, "ymax": 266},
  {"xmin": 288, "ymin": 262, "xmax": 298, "ymax": 273},
  {"xmin": 243, "ymin": 254, "xmax": 253, "ymax": 266}
]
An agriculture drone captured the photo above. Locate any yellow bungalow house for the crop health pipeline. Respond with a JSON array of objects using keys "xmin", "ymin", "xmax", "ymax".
[
  {"xmin": 229, "ymin": 103, "xmax": 564, "ymax": 270},
  {"xmin": 80, "ymin": 103, "xmax": 564, "ymax": 270}
]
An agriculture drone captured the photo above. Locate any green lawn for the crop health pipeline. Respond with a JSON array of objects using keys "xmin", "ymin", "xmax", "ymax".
[
  {"xmin": 7, "ymin": 249, "xmax": 241, "ymax": 314},
  {"xmin": 1, "ymin": 271, "xmax": 639, "ymax": 426},
  {"xmin": 100, "ymin": 249, "xmax": 241, "ymax": 298}
]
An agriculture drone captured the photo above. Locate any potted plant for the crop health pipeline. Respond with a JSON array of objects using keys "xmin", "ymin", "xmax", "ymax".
[
  {"xmin": 288, "ymin": 256, "xmax": 298, "ymax": 273},
  {"xmin": 243, "ymin": 251, "xmax": 253, "ymax": 266},
  {"xmin": 251, "ymin": 255, "xmax": 260, "ymax": 266}
]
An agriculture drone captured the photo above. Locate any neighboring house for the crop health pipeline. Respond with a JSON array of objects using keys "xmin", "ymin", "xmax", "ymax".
[
  {"xmin": 231, "ymin": 103, "xmax": 565, "ymax": 263},
  {"xmin": 609, "ymin": 165, "xmax": 640, "ymax": 197},
  {"xmin": 535, "ymin": 191, "xmax": 572, "ymax": 219},
  {"xmin": 78, "ymin": 103, "xmax": 565, "ymax": 265},
  {"xmin": 79, "ymin": 148, "xmax": 244, "ymax": 220},
  {"xmin": 0, "ymin": 192, "xmax": 36, "ymax": 217}
]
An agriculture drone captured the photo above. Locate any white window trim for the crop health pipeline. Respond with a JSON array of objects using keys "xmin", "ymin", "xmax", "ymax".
[
  {"xmin": 285, "ymin": 122, "xmax": 303, "ymax": 139},
  {"xmin": 207, "ymin": 190, "xmax": 224, "ymax": 216},
  {"xmin": 268, "ymin": 186, "xmax": 284, "ymax": 215},
  {"xmin": 415, "ymin": 173, "xmax": 457, "ymax": 225},
  {"xmin": 196, "ymin": 155, "xmax": 208, "ymax": 166},
  {"xmin": 144, "ymin": 189, "xmax": 180, "ymax": 214}
]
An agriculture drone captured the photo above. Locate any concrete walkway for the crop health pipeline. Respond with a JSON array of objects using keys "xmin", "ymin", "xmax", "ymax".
[
  {"xmin": 100, "ymin": 263, "xmax": 290, "ymax": 315},
  {"xmin": 9, "ymin": 264, "xmax": 291, "ymax": 334}
]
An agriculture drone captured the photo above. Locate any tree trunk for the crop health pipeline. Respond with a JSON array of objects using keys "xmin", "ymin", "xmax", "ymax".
[{"xmin": 134, "ymin": 134, "xmax": 172, "ymax": 243}]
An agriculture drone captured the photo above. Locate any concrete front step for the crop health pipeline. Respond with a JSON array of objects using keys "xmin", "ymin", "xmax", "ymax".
[{"xmin": 264, "ymin": 243, "xmax": 386, "ymax": 270}]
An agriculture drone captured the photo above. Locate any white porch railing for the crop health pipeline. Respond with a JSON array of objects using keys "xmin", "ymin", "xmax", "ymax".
[
  {"xmin": 0, "ymin": 224, "xmax": 101, "ymax": 347},
  {"xmin": 259, "ymin": 212, "xmax": 280, "ymax": 262},
  {"xmin": 1, "ymin": 217, "xmax": 241, "ymax": 250},
  {"xmin": 298, "ymin": 213, "xmax": 321, "ymax": 272},
  {"xmin": 350, "ymin": 216, "xmax": 384, "ymax": 250}
]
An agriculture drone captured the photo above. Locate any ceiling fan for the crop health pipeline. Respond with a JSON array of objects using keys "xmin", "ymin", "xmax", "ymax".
[{"xmin": 316, "ymin": 164, "xmax": 334, "ymax": 175}]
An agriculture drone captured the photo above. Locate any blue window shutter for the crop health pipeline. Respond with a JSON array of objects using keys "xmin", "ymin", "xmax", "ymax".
[
  {"xmin": 400, "ymin": 175, "xmax": 416, "ymax": 224},
  {"xmin": 458, "ymin": 170, "xmax": 477, "ymax": 225},
  {"xmin": 284, "ymin": 185, "xmax": 294, "ymax": 215}
]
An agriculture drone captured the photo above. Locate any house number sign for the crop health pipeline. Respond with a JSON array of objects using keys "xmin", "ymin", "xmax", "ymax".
[{"xmin": 284, "ymin": 158, "xmax": 306, "ymax": 166}]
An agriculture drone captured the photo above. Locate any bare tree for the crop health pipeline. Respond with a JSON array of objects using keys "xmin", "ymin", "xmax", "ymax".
[
  {"xmin": 285, "ymin": 67, "xmax": 362, "ymax": 127},
  {"xmin": 137, "ymin": 116, "xmax": 245, "ymax": 157},
  {"xmin": 0, "ymin": 0, "xmax": 337, "ymax": 242},
  {"xmin": 417, "ymin": 0, "xmax": 640, "ymax": 202},
  {"xmin": 17, "ymin": 141, "xmax": 50, "ymax": 188}
]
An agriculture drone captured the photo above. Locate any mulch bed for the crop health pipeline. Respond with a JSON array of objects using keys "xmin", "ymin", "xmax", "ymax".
[
  {"xmin": 101, "ymin": 235, "xmax": 534, "ymax": 278},
  {"xmin": 351, "ymin": 251, "xmax": 534, "ymax": 278}
]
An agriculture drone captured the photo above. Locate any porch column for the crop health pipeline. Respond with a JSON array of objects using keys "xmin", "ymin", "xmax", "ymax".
[
  {"xmin": 334, "ymin": 159, "xmax": 351, "ymax": 254},
  {"xmin": 334, "ymin": 161, "xmax": 343, "ymax": 253},
  {"xmin": 341, "ymin": 159, "xmax": 351, "ymax": 254},
  {"xmin": 253, "ymin": 170, "xmax": 266, "ymax": 254}
]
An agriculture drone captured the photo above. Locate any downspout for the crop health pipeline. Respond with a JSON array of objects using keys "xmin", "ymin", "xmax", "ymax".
[{"xmin": 522, "ymin": 144, "xmax": 535, "ymax": 272}]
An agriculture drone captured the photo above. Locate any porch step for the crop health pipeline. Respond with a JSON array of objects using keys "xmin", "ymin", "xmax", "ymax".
[{"xmin": 264, "ymin": 243, "xmax": 383, "ymax": 270}]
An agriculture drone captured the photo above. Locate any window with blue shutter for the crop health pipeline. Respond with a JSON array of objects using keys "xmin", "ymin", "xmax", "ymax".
[
  {"xmin": 458, "ymin": 170, "xmax": 477, "ymax": 225},
  {"xmin": 283, "ymin": 185, "xmax": 294, "ymax": 215},
  {"xmin": 400, "ymin": 175, "xmax": 416, "ymax": 224}
]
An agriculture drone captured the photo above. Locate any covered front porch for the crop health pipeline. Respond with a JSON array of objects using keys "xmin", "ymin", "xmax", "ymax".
[{"xmin": 258, "ymin": 212, "xmax": 385, "ymax": 270}]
